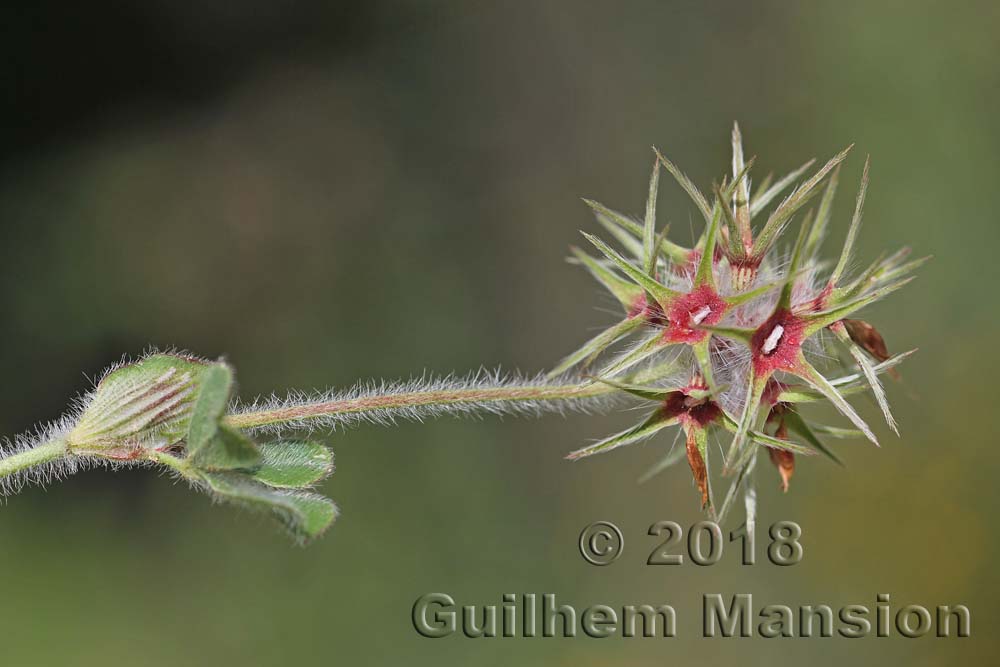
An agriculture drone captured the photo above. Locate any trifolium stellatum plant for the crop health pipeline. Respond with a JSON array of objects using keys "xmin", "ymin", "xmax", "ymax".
[{"xmin": 0, "ymin": 124, "xmax": 922, "ymax": 542}]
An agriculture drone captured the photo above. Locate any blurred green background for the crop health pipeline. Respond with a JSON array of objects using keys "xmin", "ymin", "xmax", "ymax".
[{"xmin": 0, "ymin": 1, "xmax": 996, "ymax": 664}]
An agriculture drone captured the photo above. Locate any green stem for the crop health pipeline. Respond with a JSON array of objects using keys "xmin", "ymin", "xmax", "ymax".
[
  {"xmin": 224, "ymin": 381, "xmax": 615, "ymax": 430},
  {"xmin": 0, "ymin": 439, "xmax": 68, "ymax": 479},
  {"xmin": 154, "ymin": 451, "xmax": 197, "ymax": 478}
]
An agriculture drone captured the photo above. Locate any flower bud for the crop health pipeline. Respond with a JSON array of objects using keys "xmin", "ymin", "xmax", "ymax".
[{"xmin": 67, "ymin": 354, "xmax": 213, "ymax": 459}]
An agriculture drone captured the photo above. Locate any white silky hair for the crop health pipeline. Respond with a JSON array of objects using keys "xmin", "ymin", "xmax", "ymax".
[
  {"xmin": 0, "ymin": 417, "xmax": 156, "ymax": 498},
  {"xmin": 229, "ymin": 368, "xmax": 627, "ymax": 437}
]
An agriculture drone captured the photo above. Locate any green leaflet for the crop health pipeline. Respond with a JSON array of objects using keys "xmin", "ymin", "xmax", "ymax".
[
  {"xmin": 201, "ymin": 471, "xmax": 338, "ymax": 543},
  {"xmin": 248, "ymin": 440, "xmax": 334, "ymax": 488},
  {"xmin": 184, "ymin": 362, "xmax": 262, "ymax": 470},
  {"xmin": 186, "ymin": 362, "xmax": 234, "ymax": 457},
  {"xmin": 193, "ymin": 425, "xmax": 261, "ymax": 471}
]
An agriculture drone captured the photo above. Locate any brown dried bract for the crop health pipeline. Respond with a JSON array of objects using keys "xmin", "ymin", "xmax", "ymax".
[
  {"xmin": 685, "ymin": 429, "xmax": 709, "ymax": 508},
  {"xmin": 843, "ymin": 318, "xmax": 899, "ymax": 380}
]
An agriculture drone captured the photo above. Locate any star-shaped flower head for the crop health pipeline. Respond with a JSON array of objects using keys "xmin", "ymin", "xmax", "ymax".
[{"xmin": 556, "ymin": 123, "xmax": 925, "ymax": 516}]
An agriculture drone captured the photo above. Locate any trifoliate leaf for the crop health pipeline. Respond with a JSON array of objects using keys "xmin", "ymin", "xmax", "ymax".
[{"xmin": 202, "ymin": 471, "xmax": 338, "ymax": 543}]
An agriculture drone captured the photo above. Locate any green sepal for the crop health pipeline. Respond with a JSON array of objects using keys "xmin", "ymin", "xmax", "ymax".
[
  {"xmin": 586, "ymin": 376, "xmax": 676, "ymax": 402},
  {"xmin": 722, "ymin": 278, "xmax": 781, "ymax": 307},
  {"xmin": 776, "ymin": 208, "xmax": 815, "ymax": 310},
  {"xmin": 597, "ymin": 332, "xmax": 668, "ymax": 379},
  {"xmin": 566, "ymin": 409, "xmax": 678, "ymax": 460},
  {"xmin": 568, "ymin": 246, "xmax": 643, "ymax": 310},
  {"xmin": 730, "ymin": 123, "xmax": 752, "ymax": 248},
  {"xmin": 626, "ymin": 354, "xmax": 685, "ymax": 385},
  {"xmin": 749, "ymin": 159, "xmax": 815, "ymax": 219},
  {"xmin": 752, "ymin": 146, "xmax": 851, "ymax": 258},
  {"xmin": 831, "ymin": 323, "xmax": 898, "ymax": 434},
  {"xmin": 582, "ymin": 232, "xmax": 679, "ymax": 307},
  {"xmin": 547, "ymin": 316, "xmax": 643, "ymax": 378},
  {"xmin": 804, "ymin": 163, "xmax": 840, "ymax": 261},
  {"xmin": 836, "ymin": 249, "xmax": 929, "ymax": 301},
  {"xmin": 638, "ymin": 436, "xmax": 687, "ymax": 483},
  {"xmin": 804, "ymin": 276, "xmax": 915, "ymax": 334},
  {"xmin": 781, "ymin": 409, "xmax": 844, "ymax": 466},
  {"xmin": 583, "ymin": 199, "xmax": 689, "ymax": 263},
  {"xmin": 642, "ymin": 157, "xmax": 661, "ymax": 277},
  {"xmin": 751, "ymin": 171, "xmax": 774, "ymax": 205},
  {"xmin": 691, "ymin": 338, "xmax": 718, "ymax": 395},
  {"xmin": 714, "ymin": 161, "xmax": 755, "ymax": 259},
  {"xmin": 653, "ymin": 147, "xmax": 713, "ymax": 224},
  {"xmin": 585, "ymin": 199, "xmax": 644, "ymax": 259},
  {"xmin": 696, "ymin": 197, "xmax": 725, "ymax": 284},
  {"xmin": 810, "ymin": 423, "xmax": 863, "ymax": 438},
  {"xmin": 721, "ymin": 412, "xmax": 815, "ymax": 457},
  {"xmin": 793, "ymin": 355, "xmax": 877, "ymax": 445},
  {"xmin": 717, "ymin": 450, "xmax": 757, "ymax": 525},
  {"xmin": 829, "ymin": 156, "xmax": 870, "ymax": 286},
  {"xmin": 695, "ymin": 324, "xmax": 754, "ymax": 345},
  {"xmin": 723, "ymin": 371, "xmax": 770, "ymax": 472}
]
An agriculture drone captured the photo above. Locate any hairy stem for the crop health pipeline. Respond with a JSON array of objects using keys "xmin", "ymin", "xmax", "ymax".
[
  {"xmin": 224, "ymin": 381, "xmax": 615, "ymax": 430},
  {"xmin": 0, "ymin": 439, "xmax": 68, "ymax": 479}
]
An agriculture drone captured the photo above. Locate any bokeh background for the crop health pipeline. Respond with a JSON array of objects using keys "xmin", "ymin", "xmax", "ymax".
[{"xmin": 0, "ymin": 1, "xmax": 996, "ymax": 664}]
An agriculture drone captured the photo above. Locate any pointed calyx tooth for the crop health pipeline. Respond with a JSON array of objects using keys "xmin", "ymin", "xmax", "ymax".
[{"xmin": 762, "ymin": 324, "xmax": 785, "ymax": 355}]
